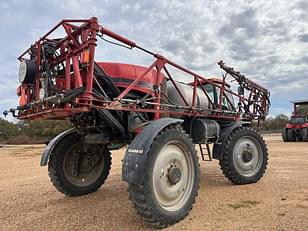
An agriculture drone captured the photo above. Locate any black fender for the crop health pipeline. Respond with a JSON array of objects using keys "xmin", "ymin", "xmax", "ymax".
[
  {"xmin": 212, "ymin": 121, "xmax": 251, "ymax": 160},
  {"xmin": 40, "ymin": 128, "xmax": 77, "ymax": 166},
  {"xmin": 122, "ymin": 118, "xmax": 183, "ymax": 185}
]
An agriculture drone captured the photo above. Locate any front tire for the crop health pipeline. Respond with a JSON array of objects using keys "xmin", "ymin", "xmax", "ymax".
[
  {"xmin": 128, "ymin": 125, "xmax": 200, "ymax": 228},
  {"xmin": 48, "ymin": 133, "xmax": 112, "ymax": 196},
  {"xmin": 219, "ymin": 127, "xmax": 268, "ymax": 185}
]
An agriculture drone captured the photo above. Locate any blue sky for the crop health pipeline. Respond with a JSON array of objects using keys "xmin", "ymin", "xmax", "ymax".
[{"xmin": 1, "ymin": 0, "xmax": 308, "ymax": 121}]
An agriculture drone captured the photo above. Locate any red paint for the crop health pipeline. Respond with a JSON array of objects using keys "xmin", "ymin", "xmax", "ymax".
[
  {"xmin": 98, "ymin": 62, "xmax": 164, "ymax": 94},
  {"xmin": 286, "ymin": 123, "xmax": 308, "ymax": 129}
]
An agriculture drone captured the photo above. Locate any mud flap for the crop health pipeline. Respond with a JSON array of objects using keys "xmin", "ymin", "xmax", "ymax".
[
  {"xmin": 122, "ymin": 118, "xmax": 183, "ymax": 185},
  {"xmin": 40, "ymin": 128, "xmax": 76, "ymax": 166}
]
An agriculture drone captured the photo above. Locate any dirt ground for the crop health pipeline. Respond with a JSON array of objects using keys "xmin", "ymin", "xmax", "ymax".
[{"xmin": 0, "ymin": 134, "xmax": 307, "ymax": 231}]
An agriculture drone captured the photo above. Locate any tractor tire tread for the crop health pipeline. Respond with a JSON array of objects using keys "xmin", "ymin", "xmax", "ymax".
[
  {"xmin": 128, "ymin": 124, "xmax": 200, "ymax": 228},
  {"xmin": 219, "ymin": 126, "xmax": 268, "ymax": 185}
]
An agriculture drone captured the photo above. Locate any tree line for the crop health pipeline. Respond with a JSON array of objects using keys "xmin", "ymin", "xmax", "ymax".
[
  {"xmin": 0, "ymin": 119, "xmax": 72, "ymax": 144},
  {"xmin": 256, "ymin": 114, "xmax": 289, "ymax": 132},
  {"xmin": 0, "ymin": 113, "xmax": 295, "ymax": 144}
]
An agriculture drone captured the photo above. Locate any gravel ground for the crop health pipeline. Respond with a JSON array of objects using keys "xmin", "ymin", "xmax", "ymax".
[{"xmin": 0, "ymin": 134, "xmax": 307, "ymax": 231}]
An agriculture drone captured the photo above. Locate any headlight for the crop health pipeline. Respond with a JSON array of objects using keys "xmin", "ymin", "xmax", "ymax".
[{"xmin": 19, "ymin": 59, "xmax": 36, "ymax": 84}]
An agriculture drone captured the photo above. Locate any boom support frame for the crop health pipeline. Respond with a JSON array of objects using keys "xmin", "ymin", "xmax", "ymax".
[{"xmin": 14, "ymin": 17, "xmax": 270, "ymax": 122}]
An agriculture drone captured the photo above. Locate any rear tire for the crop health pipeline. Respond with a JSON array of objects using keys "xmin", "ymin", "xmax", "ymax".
[
  {"xmin": 48, "ymin": 133, "xmax": 112, "ymax": 196},
  {"xmin": 128, "ymin": 125, "xmax": 200, "ymax": 228},
  {"xmin": 282, "ymin": 128, "xmax": 289, "ymax": 142},
  {"xmin": 302, "ymin": 128, "xmax": 308, "ymax": 141},
  {"xmin": 219, "ymin": 127, "xmax": 268, "ymax": 185},
  {"xmin": 287, "ymin": 129, "xmax": 295, "ymax": 142}
]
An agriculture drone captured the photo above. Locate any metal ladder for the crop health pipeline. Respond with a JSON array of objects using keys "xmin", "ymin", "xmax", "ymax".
[{"xmin": 199, "ymin": 143, "xmax": 212, "ymax": 161}]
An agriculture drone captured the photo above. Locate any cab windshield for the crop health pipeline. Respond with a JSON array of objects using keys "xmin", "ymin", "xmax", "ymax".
[
  {"xmin": 203, "ymin": 84, "xmax": 235, "ymax": 111},
  {"xmin": 291, "ymin": 116, "xmax": 306, "ymax": 124}
]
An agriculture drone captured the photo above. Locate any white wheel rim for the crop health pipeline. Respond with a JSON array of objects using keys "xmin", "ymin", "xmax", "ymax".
[
  {"xmin": 232, "ymin": 136, "xmax": 263, "ymax": 177},
  {"xmin": 152, "ymin": 142, "xmax": 194, "ymax": 212}
]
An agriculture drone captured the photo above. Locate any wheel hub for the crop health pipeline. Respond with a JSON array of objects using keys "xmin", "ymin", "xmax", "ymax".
[
  {"xmin": 242, "ymin": 149, "xmax": 253, "ymax": 163},
  {"xmin": 81, "ymin": 154, "xmax": 100, "ymax": 171},
  {"xmin": 167, "ymin": 166, "xmax": 182, "ymax": 185},
  {"xmin": 152, "ymin": 142, "xmax": 195, "ymax": 212},
  {"xmin": 233, "ymin": 136, "xmax": 263, "ymax": 177},
  {"xmin": 63, "ymin": 143, "xmax": 105, "ymax": 187}
]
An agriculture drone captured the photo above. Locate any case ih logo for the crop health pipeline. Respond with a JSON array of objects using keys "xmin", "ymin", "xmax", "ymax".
[{"xmin": 128, "ymin": 149, "xmax": 143, "ymax": 154}]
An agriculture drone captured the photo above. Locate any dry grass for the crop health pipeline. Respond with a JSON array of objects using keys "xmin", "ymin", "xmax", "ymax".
[{"xmin": 229, "ymin": 200, "xmax": 260, "ymax": 209}]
